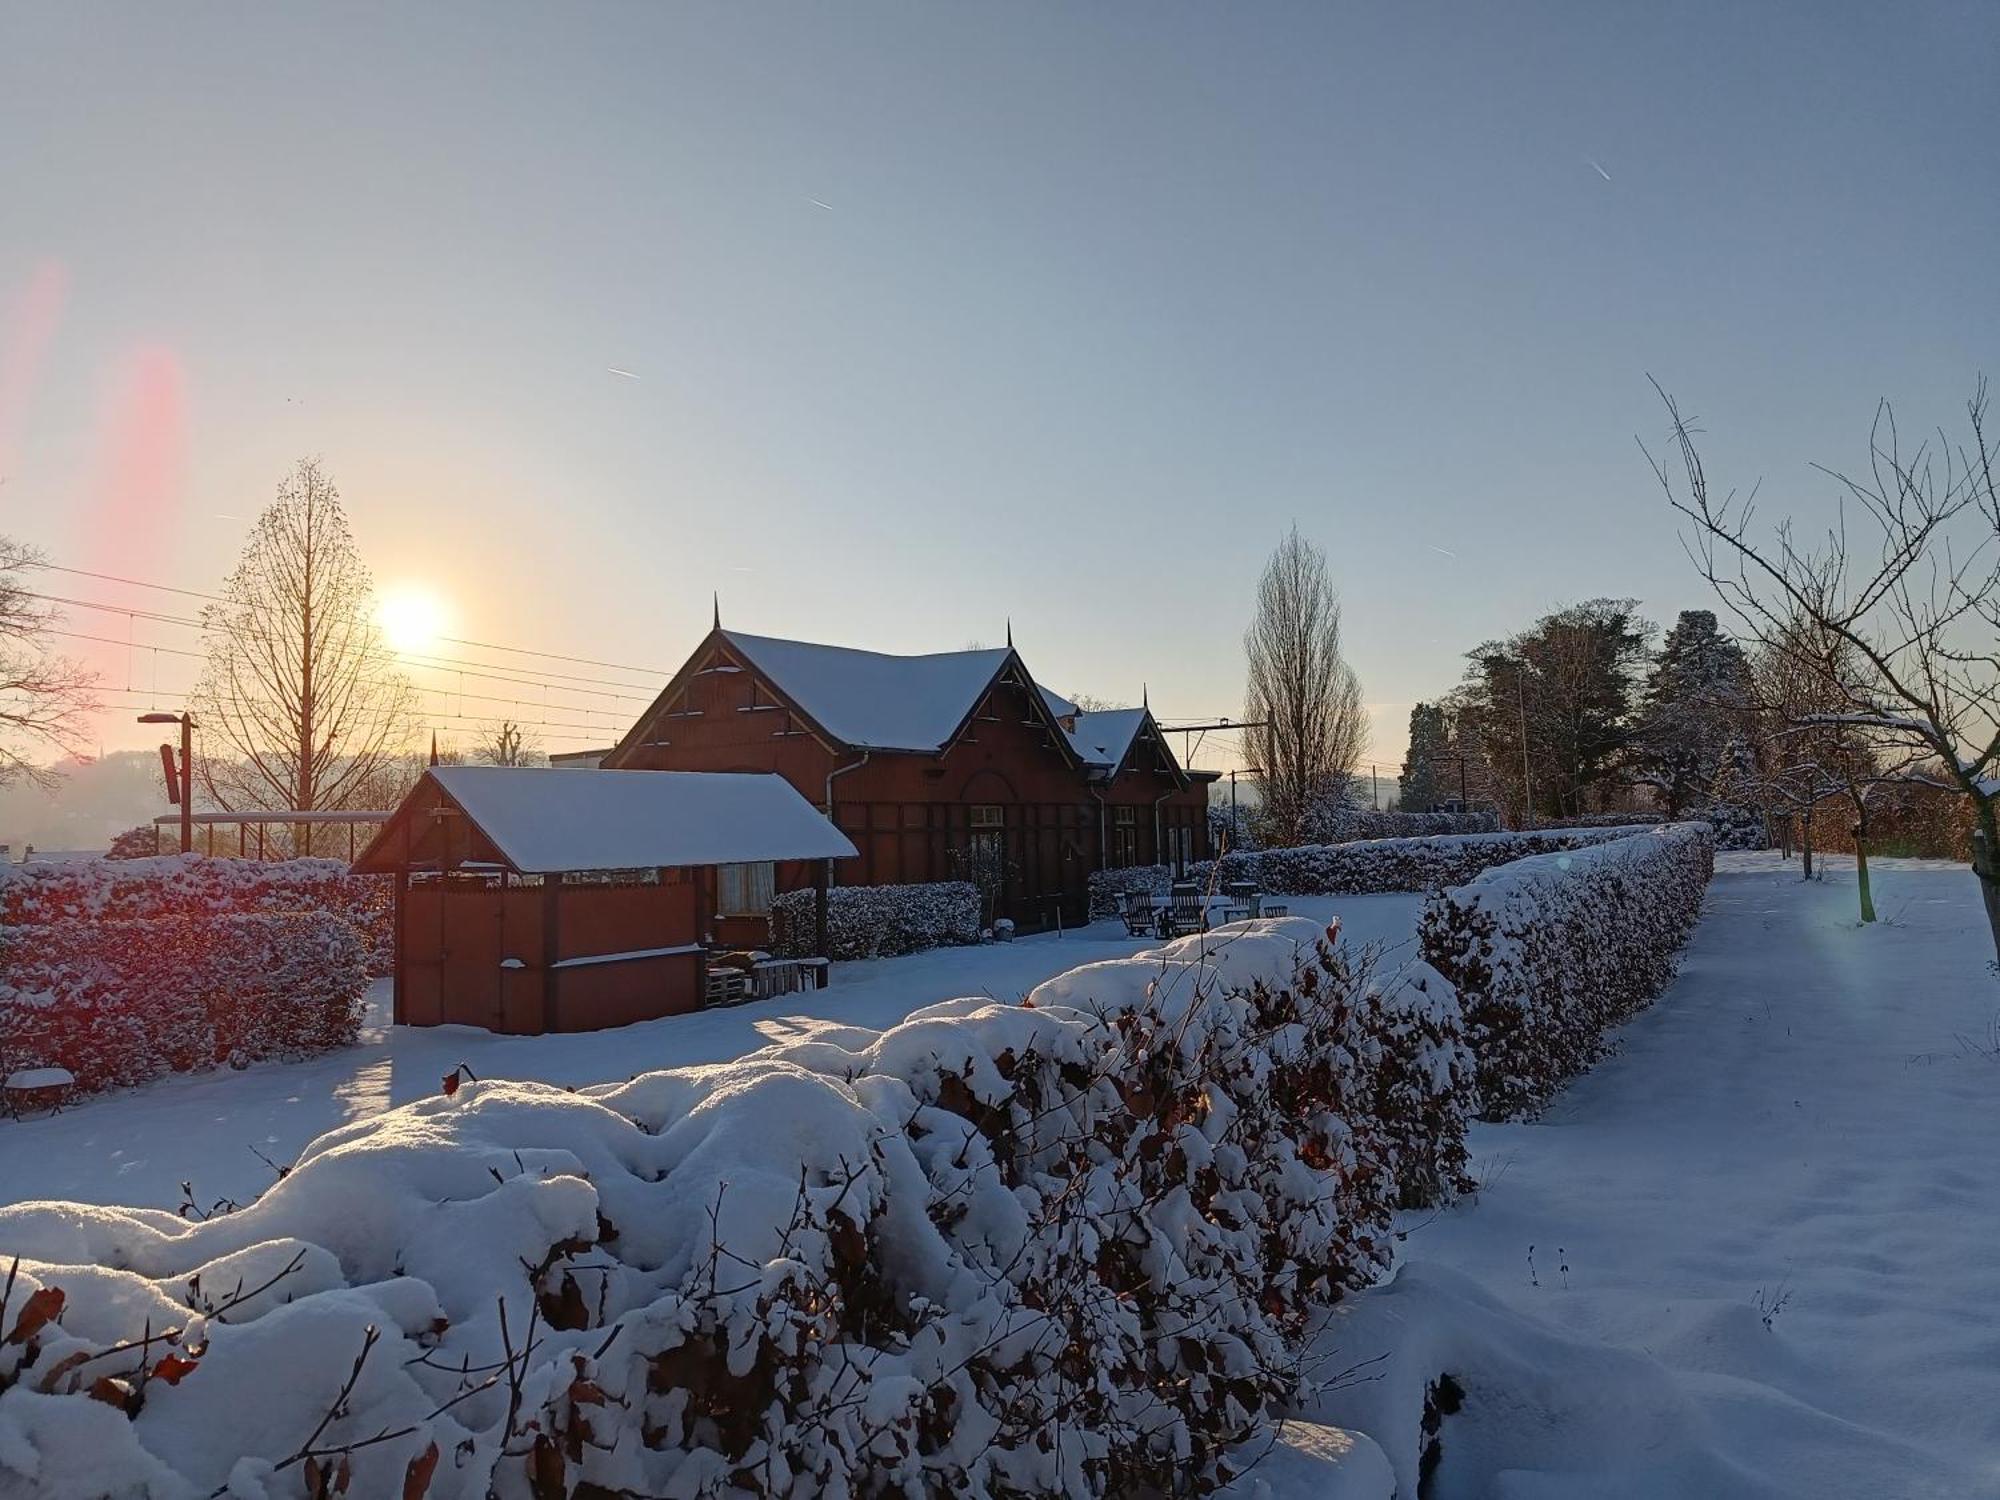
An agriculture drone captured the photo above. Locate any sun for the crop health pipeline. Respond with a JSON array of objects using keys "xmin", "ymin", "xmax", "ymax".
[{"xmin": 376, "ymin": 584, "xmax": 451, "ymax": 655}]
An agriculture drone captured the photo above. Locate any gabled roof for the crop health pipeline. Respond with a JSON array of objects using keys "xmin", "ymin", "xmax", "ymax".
[
  {"xmin": 1063, "ymin": 708, "xmax": 1150, "ymax": 770},
  {"xmin": 717, "ymin": 631, "xmax": 1017, "ymax": 753},
  {"xmin": 355, "ymin": 766, "xmax": 857, "ymax": 875}
]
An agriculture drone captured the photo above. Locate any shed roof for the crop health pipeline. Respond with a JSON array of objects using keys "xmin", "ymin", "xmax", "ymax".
[
  {"xmin": 718, "ymin": 631, "xmax": 1014, "ymax": 752},
  {"xmin": 356, "ymin": 766, "xmax": 858, "ymax": 875}
]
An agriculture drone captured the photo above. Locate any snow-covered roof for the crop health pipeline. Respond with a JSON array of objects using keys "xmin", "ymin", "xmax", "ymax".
[
  {"xmin": 719, "ymin": 631, "xmax": 1014, "ymax": 752},
  {"xmin": 401, "ymin": 766, "xmax": 858, "ymax": 874},
  {"xmin": 1063, "ymin": 709, "xmax": 1149, "ymax": 770}
]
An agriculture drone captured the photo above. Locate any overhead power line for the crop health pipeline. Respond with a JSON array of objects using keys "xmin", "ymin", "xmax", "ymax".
[{"xmin": 38, "ymin": 562, "xmax": 672, "ymax": 678}]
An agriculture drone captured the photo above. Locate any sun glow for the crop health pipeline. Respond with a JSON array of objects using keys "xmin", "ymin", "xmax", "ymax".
[{"xmin": 376, "ymin": 584, "xmax": 450, "ymax": 655}]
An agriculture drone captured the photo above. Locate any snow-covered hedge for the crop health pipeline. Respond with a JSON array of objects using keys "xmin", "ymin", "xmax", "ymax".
[
  {"xmin": 0, "ymin": 919, "xmax": 1478, "ymax": 1497},
  {"xmin": 0, "ymin": 911, "xmax": 368, "ymax": 1094},
  {"xmin": 1087, "ymin": 826, "xmax": 1652, "ymax": 918},
  {"xmin": 1419, "ymin": 823, "xmax": 1715, "ymax": 1120},
  {"xmin": 0, "ymin": 853, "xmax": 392, "ymax": 976},
  {"xmin": 1304, "ymin": 807, "xmax": 1500, "ymax": 842},
  {"xmin": 770, "ymin": 879, "xmax": 981, "ymax": 959}
]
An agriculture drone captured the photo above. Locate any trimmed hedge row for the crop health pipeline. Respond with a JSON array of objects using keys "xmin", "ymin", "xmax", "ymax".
[
  {"xmin": 770, "ymin": 879, "xmax": 982, "ymax": 959},
  {"xmin": 0, "ymin": 853, "xmax": 392, "ymax": 975},
  {"xmin": 0, "ymin": 918, "xmax": 1478, "ymax": 1497},
  {"xmin": 0, "ymin": 911, "xmax": 368, "ymax": 1093},
  {"xmin": 1087, "ymin": 825, "xmax": 1654, "ymax": 918},
  {"xmin": 1304, "ymin": 807, "xmax": 1500, "ymax": 842},
  {"xmin": 1419, "ymin": 822, "xmax": 1715, "ymax": 1120}
]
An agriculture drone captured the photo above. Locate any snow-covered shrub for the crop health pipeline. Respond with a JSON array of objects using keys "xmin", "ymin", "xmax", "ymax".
[
  {"xmin": 103, "ymin": 825, "xmax": 158, "ymax": 860},
  {"xmin": 1701, "ymin": 802, "xmax": 1766, "ymax": 850},
  {"xmin": 1419, "ymin": 823, "xmax": 1714, "ymax": 1120},
  {"xmin": 0, "ymin": 853, "xmax": 392, "ymax": 977},
  {"xmin": 770, "ymin": 879, "xmax": 981, "ymax": 959},
  {"xmin": 1533, "ymin": 811, "xmax": 1664, "ymax": 828},
  {"xmin": 0, "ymin": 919, "xmax": 1478, "ymax": 1497},
  {"xmin": 1086, "ymin": 826, "xmax": 1651, "ymax": 918},
  {"xmin": 0, "ymin": 911, "xmax": 367, "ymax": 1094},
  {"xmin": 1302, "ymin": 807, "xmax": 1500, "ymax": 843}
]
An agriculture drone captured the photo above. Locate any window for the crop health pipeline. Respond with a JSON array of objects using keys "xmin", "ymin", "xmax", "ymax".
[
  {"xmin": 1113, "ymin": 805, "xmax": 1137, "ymax": 868},
  {"xmin": 717, "ymin": 861, "xmax": 775, "ymax": 916},
  {"xmin": 970, "ymin": 804, "xmax": 1005, "ymax": 860}
]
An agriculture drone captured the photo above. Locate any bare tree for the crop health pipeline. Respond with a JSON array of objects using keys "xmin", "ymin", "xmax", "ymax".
[
  {"xmin": 475, "ymin": 719, "xmax": 543, "ymax": 767},
  {"xmin": 1243, "ymin": 526, "xmax": 1366, "ymax": 846},
  {"xmin": 1647, "ymin": 378, "xmax": 2000, "ymax": 956},
  {"xmin": 0, "ymin": 537, "xmax": 97, "ymax": 788},
  {"xmin": 191, "ymin": 459, "xmax": 415, "ymax": 855}
]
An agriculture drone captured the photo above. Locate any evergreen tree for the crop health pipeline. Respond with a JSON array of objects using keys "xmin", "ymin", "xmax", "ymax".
[
  {"xmin": 1399, "ymin": 702, "xmax": 1450, "ymax": 811},
  {"xmin": 1631, "ymin": 610, "xmax": 1754, "ymax": 816},
  {"xmin": 1460, "ymin": 599, "xmax": 1653, "ymax": 824}
]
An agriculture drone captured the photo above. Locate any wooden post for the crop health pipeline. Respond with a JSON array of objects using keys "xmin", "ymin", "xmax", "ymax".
[
  {"xmin": 541, "ymin": 877, "xmax": 562, "ymax": 1035},
  {"xmin": 392, "ymin": 870, "xmax": 408, "ymax": 1026},
  {"xmin": 814, "ymin": 860, "xmax": 830, "ymax": 960}
]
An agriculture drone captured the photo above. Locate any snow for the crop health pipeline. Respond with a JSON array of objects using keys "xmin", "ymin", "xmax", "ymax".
[
  {"xmin": 1301, "ymin": 851, "xmax": 2000, "ymax": 1496},
  {"xmin": 719, "ymin": 631, "xmax": 1014, "ymax": 751},
  {"xmin": 0, "ymin": 894, "xmax": 1416, "ymax": 1213},
  {"xmin": 1062, "ymin": 707, "xmax": 1148, "ymax": 770},
  {"xmin": 547, "ymin": 943, "xmax": 703, "ymax": 969},
  {"xmin": 406, "ymin": 765, "xmax": 859, "ymax": 873},
  {"xmin": 6, "ymin": 851, "xmax": 1995, "ymax": 1495},
  {"xmin": 3, "ymin": 1069, "xmax": 75, "ymax": 1090}
]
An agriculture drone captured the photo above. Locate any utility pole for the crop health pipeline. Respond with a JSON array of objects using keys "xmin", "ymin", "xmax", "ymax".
[{"xmin": 1515, "ymin": 673, "xmax": 1534, "ymax": 829}]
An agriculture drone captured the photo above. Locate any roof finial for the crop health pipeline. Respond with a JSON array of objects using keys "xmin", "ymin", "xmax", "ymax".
[
  {"xmin": 713, "ymin": 591, "xmax": 721, "ymax": 631},
  {"xmin": 1142, "ymin": 682, "xmax": 1149, "ymax": 710},
  {"xmin": 1006, "ymin": 616, "xmax": 1013, "ymax": 649},
  {"xmin": 429, "ymin": 730, "xmax": 440, "ymax": 767}
]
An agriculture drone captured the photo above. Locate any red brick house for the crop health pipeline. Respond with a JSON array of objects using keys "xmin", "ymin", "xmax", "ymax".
[{"xmin": 600, "ymin": 626, "xmax": 1217, "ymax": 930}]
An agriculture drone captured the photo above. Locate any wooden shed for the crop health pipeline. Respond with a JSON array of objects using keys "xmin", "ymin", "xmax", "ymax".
[{"xmin": 353, "ymin": 766, "xmax": 858, "ymax": 1035}]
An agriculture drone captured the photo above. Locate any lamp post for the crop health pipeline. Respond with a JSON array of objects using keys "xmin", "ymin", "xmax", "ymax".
[{"xmin": 138, "ymin": 712, "xmax": 195, "ymax": 854}]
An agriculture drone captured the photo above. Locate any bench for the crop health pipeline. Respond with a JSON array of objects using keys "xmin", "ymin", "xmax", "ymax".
[{"xmin": 3, "ymin": 1067, "xmax": 76, "ymax": 1118}]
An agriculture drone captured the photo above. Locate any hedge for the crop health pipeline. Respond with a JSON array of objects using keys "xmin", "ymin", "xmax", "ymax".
[
  {"xmin": 0, "ymin": 853, "xmax": 392, "ymax": 976},
  {"xmin": 1418, "ymin": 822, "xmax": 1715, "ymax": 1120},
  {"xmin": 770, "ymin": 879, "xmax": 982, "ymax": 959},
  {"xmin": 1087, "ymin": 825, "xmax": 1655, "ymax": 918},
  {"xmin": 0, "ymin": 911, "xmax": 368, "ymax": 1094},
  {"xmin": 0, "ymin": 917, "xmax": 1479, "ymax": 1497},
  {"xmin": 1304, "ymin": 807, "xmax": 1500, "ymax": 842}
]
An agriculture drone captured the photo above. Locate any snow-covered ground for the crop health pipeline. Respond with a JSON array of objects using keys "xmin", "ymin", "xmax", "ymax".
[
  {"xmin": 1252, "ymin": 852, "xmax": 2000, "ymax": 1498},
  {"xmin": 0, "ymin": 892, "xmax": 1420, "ymax": 1214},
  {"xmin": 14, "ymin": 855, "xmax": 1994, "ymax": 1497}
]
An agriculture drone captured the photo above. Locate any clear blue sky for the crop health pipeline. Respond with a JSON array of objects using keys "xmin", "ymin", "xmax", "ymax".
[{"xmin": 2, "ymin": 1, "xmax": 1993, "ymax": 773}]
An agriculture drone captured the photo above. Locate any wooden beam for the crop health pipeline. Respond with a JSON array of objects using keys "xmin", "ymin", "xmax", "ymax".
[{"xmin": 542, "ymin": 877, "xmax": 561, "ymax": 1035}]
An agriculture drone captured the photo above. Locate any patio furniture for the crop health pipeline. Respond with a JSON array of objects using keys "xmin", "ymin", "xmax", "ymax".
[
  {"xmin": 1121, "ymin": 890, "xmax": 1157, "ymax": 937},
  {"xmin": 1261, "ymin": 903, "xmax": 1289, "ymax": 918},
  {"xmin": 1220, "ymin": 881, "xmax": 1261, "ymax": 924},
  {"xmin": 3, "ymin": 1066, "xmax": 75, "ymax": 1118},
  {"xmin": 1158, "ymin": 881, "xmax": 1208, "ymax": 939}
]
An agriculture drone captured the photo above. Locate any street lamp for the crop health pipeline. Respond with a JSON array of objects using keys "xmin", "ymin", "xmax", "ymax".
[{"xmin": 138, "ymin": 712, "xmax": 195, "ymax": 854}]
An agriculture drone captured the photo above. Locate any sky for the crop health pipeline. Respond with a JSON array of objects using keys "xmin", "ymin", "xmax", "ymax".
[{"xmin": 1, "ymin": 1, "xmax": 1994, "ymax": 783}]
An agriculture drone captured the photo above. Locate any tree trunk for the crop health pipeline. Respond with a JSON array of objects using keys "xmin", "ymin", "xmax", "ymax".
[
  {"xmin": 1971, "ymin": 811, "xmax": 2000, "ymax": 967},
  {"xmin": 1801, "ymin": 806, "xmax": 1814, "ymax": 881},
  {"xmin": 1853, "ymin": 829, "xmax": 1876, "ymax": 923}
]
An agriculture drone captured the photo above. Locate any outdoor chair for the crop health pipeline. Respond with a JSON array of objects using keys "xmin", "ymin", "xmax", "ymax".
[
  {"xmin": 1221, "ymin": 881, "xmax": 1260, "ymax": 924},
  {"xmin": 1121, "ymin": 889, "xmax": 1157, "ymax": 937},
  {"xmin": 1159, "ymin": 881, "xmax": 1207, "ymax": 939}
]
